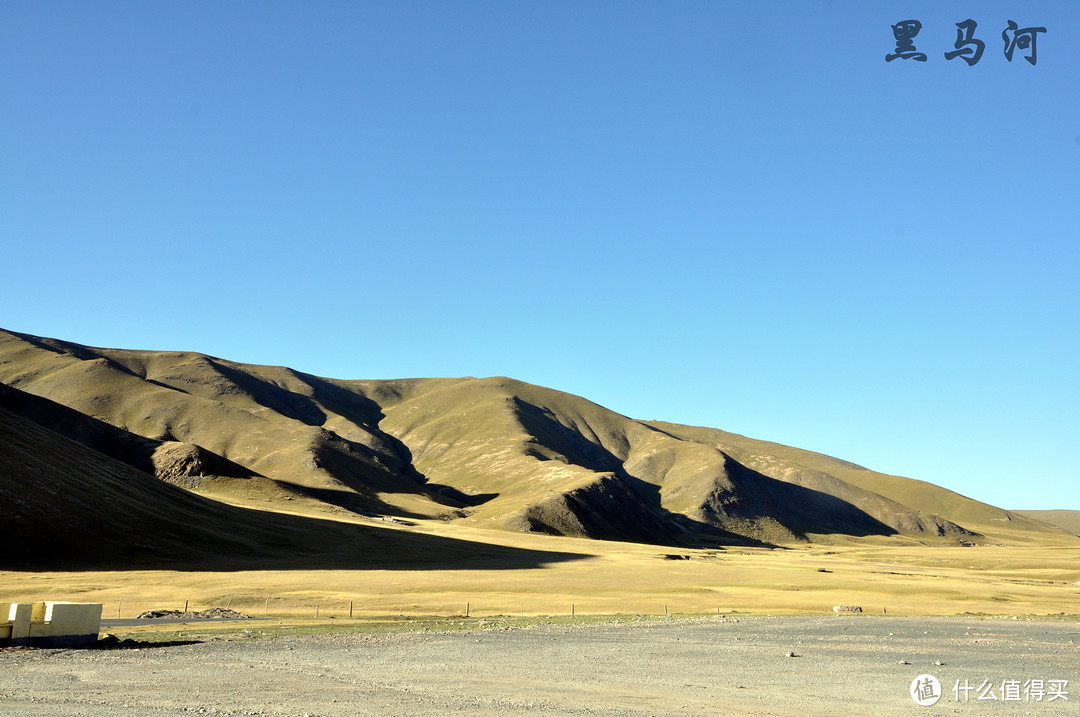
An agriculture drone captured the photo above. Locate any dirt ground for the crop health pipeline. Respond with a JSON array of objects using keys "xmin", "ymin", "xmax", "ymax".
[{"xmin": 1, "ymin": 616, "xmax": 1077, "ymax": 716}]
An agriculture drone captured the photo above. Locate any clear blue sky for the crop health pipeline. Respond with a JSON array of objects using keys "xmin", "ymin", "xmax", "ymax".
[{"xmin": 2, "ymin": 2, "xmax": 1077, "ymax": 510}]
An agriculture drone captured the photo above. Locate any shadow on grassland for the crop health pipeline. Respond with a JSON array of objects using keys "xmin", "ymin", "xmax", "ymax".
[
  {"xmin": 1, "ymin": 498, "xmax": 590, "ymax": 572},
  {"xmin": 0, "ymin": 402, "xmax": 588, "ymax": 572}
]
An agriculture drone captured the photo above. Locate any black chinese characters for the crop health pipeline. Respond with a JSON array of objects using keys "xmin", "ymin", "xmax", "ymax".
[
  {"xmin": 886, "ymin": 20, "xmax": 926, "ymax": 62},
  {"xmin": 886, "ymin": 19, "xmax": 1046, "ymax": 65}
]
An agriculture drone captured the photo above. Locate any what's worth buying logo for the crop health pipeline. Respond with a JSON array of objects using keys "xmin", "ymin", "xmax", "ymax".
[
  {"xmin": 910, "ymin": 674, "xmax": 1069, "ymax": 706},
  {"xmin": 910, "ymin": 674, "xmax": 942, "ymax": 706}
]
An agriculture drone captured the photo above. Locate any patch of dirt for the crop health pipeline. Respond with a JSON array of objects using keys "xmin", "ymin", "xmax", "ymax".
[{"xmin": 135, "ymin": 608, "xmax": 251, "ymax": 620}]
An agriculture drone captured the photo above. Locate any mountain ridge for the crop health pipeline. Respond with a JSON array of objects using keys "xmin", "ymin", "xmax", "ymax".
[
  {"xmin": 0, "ymin": 384, "xmax": 581, "ymax": 570},
  {"xmin": 0, "ymin": 327, "xmax": 1064, "ymax": 556}
]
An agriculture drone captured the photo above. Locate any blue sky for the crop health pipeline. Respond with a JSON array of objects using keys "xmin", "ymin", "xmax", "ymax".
[{"xmin": 2, "ymin": 2, "xmax": 1077, "ymax": 510}]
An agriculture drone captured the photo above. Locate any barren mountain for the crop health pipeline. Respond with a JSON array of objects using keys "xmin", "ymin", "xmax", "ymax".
[
  {"xmin": 0, "ymin": 383, "xmax": 582, "ymax": 570},
  {"xmin": 0, "ymin": 328, "xmax": 1059, "ymax": 559},
  {"xmin": 1015, "ymin": 510, "xmax": 1080, "ymax": 536}
]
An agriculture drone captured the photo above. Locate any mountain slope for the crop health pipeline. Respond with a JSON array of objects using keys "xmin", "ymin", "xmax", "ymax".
[
  {"xmin": 1015, "ymin": 510, "xmax": 1080, "ymax": 536},
  {"xmin": 0, "ymin": 388, "xmax": 581, "ymax": 570},
  {"xmin": 645, "ymin": 421, "xmax": 1056, "ymax": 540},
  {"xmin": 1, "ymin": 328, "xmax": 1063, "ymax": 549}
]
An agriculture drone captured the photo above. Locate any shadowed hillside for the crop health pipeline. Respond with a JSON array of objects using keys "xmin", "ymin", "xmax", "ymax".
[
  {"xmin": 0, "ymin": 389, "xmax": 584, "ymax": 570},
  {"xmin": 1, "ymin": 328, "xmax": 1063, "ymax": 551},
  {"xmin": 645, "ymin": 422, "xmax": 1059, "ymax": 540}
]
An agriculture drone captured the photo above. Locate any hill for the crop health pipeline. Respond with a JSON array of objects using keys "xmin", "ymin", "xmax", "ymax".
[
  {"xmin": 0, "ymin": 383, "xmax": 582, "ymax": 570},
  {"xmin": 1015, "ymin": 510, "xmax": 1080, "ymax": 536},
  {"xmin": 0, "ymin": 328, "xmax": 1063, "ymax": 554}
]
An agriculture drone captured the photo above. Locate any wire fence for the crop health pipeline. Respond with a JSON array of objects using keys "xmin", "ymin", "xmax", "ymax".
[{"xmin": 100, "ymin": 596, "xmax": 756, "ymax": 621}]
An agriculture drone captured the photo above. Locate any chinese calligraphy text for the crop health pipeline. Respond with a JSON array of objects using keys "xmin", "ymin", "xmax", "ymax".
[{"xmin": 886, "ymin": 19, "xmax": 1046, "ymax": 65}]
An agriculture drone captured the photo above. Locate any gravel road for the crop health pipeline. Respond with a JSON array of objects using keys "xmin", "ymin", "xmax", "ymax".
[{"xmin": 1, "ymin": 616, "xmax": 1077, "ymax": 716}]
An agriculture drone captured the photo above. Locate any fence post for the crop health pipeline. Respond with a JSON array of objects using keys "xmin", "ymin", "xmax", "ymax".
[{"xmin": 349, "ymin": 601, "xmax": 354, "ymax": 619}]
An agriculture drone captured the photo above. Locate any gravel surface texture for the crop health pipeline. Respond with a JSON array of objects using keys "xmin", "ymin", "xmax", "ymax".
[{"xmin": 1, "ymin": 616, "xmax": 1077, "ymax": 716}]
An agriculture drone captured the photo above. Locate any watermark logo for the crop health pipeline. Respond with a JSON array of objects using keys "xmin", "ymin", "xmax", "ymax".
[
  {"xmin": 953, "ymin": 678, "xmax": 1069, "ymax": 702},
  {"xmin": 908, "ymin": 675, "xmax": 1068, "ymax": 705},
  {"xmin": 910, "ymin": 674, "xmax": 942, "ymax": 706}
]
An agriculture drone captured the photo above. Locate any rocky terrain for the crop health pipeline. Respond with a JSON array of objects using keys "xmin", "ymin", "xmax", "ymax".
[{"xmin": 1, "ymin": 616, "xmax": 1077, "ymax": 716}]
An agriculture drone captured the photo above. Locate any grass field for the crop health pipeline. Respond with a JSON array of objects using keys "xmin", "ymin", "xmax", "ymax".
[
  {"xmin": 4, "ymin": 520, "xmax": 1078, "ymax": 623},
  {"xmin": 3, "ymin": 329, "xmax": 1078, "ymax": 632}
]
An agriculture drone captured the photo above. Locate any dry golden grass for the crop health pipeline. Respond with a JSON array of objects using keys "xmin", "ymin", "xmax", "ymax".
[
  {"xmin": 3, "ymin": 519, "xmax": 1078, "ymax": 622},
  {"xmin": 1017, "ymin": 510, "xmax": 1080, "ymax": 536},
  {"xmin": 3, "ymin": 328, "xmax": 1078, "ymax": 628}
]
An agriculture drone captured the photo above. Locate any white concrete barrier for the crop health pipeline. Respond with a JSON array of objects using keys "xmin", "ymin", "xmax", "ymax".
[{"xmin": 1, "ymin": 602, "xmax": 102, "ymax": 648}]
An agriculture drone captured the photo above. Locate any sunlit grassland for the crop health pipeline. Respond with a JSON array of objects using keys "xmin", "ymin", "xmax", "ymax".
[{"xmin": 3, "ymin": 520, "xmax": 1078, "ymax": 624}]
